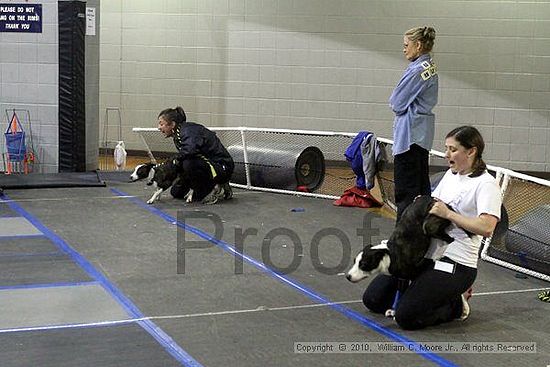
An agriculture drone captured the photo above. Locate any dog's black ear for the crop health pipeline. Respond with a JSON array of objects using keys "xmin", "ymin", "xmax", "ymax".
[
  {"xmin": 400, "ymin": 195, "xmax": 432, "ymax": 225},
  {"xmin": 423, "ymin": 216, "xmax": 440, "ymax": 236},
  {"xmin": 440, "ymin": 233, "xmax": 454, "ymax": 243},
  {"xmin": 423, "ymin": 216, "xmax": 455, "ymax": 243},
  {"xmin": 139, "ymin": 163, "xmax": 155, "ymax": 174},
  {"xmin": 359, "ymin": 249, "xmax": 387, "ymax": 272}
]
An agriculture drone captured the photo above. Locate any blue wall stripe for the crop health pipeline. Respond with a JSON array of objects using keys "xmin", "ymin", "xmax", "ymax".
[
  {"xmin": 111, "ymin": 188, "xmax": 459, "ymax": 367},
  {"xmin": 0, "ymin": 194, "xmax": 202, "ymax": 367}
]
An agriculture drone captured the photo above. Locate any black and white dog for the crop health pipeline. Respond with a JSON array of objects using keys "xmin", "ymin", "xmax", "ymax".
[
  {"xmin": 346, "ymin": 195, "xmax": 455, "ymax": 283},
  {"xmin": 130, "ymin": 161, "xmax": 193, "ymax": 204}
]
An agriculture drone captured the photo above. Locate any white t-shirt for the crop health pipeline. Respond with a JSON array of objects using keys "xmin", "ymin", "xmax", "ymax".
[{"xmin": 425, "ymin": 169, "xmax": 501, "ymax": 268}]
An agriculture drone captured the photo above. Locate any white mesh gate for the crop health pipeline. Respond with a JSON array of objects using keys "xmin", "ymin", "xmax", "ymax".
[
  {"xmin": 133, "ymin": 127, "xmax": 550, "ymax": 281},
  {"xmin": 133, "ymin": 127, "xmax": 394, "ymax": 200}
]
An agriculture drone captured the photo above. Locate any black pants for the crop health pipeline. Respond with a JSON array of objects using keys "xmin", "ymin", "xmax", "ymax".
[
  {"xmin": 362, "ymin": 257, "xmax": 477, "ymax": 330},
  {"xmin": 171, "ymin": 157, "xmax": 234, "ymax": 201},
  {"xmin": 394, "ymin": 144, "xmax": 431, "ymax": 222}
]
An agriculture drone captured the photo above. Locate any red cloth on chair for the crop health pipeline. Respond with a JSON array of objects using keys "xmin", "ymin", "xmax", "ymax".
[{"xmin": 333, "ymin": 186, "xmax": 383, "ymax": 208}]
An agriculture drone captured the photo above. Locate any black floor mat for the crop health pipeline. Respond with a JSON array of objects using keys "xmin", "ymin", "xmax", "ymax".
[
  {"xmin": 96, "ymin": 170, "xmax": 133, "ymax": 183},
  {"xmin": 0, "ymin": 172, "xmax": 105, "ymax": 189}
]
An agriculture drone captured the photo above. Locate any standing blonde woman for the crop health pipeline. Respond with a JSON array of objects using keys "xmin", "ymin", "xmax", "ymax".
[{"xmin": 390, "ymin": 26, "xmax": 438, "ymax": 221}]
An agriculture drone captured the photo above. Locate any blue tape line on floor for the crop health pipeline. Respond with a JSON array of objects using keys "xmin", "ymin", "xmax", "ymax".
[
  {"xmin": 111, "ymin": 188, "xmax": 459, "ymax": 367},
  {"xmin": 0, "ymin": 193, "xmax": 202, "ymax": 367}
]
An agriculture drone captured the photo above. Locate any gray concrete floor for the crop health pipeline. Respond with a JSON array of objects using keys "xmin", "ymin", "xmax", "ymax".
[{"xmin": 0, "ymin": 175, "xmax": 548, "ymax": 367}]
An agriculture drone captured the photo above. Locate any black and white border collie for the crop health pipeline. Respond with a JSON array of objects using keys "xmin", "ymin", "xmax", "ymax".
[
  {"xmin": 346, "ymin": 195, "xmax": 456, "ymax": 283},
  {"xmin": 130, "ymin": 162, "xmax": 192, "ymax": 204},
  {"xmin": 346, "ymin": 240, "xmax": 392, "ymax": 282}
]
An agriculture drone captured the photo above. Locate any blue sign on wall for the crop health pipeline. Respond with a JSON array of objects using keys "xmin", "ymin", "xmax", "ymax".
[{"xmin": 0, "ymin": 4, "xmax": 42, "ymax": 33}]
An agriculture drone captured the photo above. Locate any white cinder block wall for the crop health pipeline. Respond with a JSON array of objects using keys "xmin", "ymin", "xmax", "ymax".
[
  {"xmin": 0, "ymin": 0, "xmax": 100, "ymax": 173},
  {"xmin": 0, "ymin": 0, "xmax": 59, "ymax": 173},
  {"xmin": 100, "ymin": 0, "xmax": 550, "ymax": 172}
]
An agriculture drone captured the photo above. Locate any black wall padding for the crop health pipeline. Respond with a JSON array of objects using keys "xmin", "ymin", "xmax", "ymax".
[{"xmin": 58, "ymin": 1, "xmax": 86, "ymax": 172}]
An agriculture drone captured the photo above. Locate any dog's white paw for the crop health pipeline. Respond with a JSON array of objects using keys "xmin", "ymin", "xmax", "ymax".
[
  {"xmin": 147, "ymin": 195, "xmax": 159, "ymax": 204},
  {"xmin": 147, "ymin": 189, "xmax": 163, "ymax": 204},
  {"xmin": 184, "ymin": 189, "xmax": 194, "ymax": 203},
  {"xmin": 384, "ymin": 308, "xmax": 395, "ymax": 318}
]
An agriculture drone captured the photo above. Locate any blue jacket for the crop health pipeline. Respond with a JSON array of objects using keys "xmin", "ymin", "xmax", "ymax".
[
  {"xmin": 345, "ymin": 131, "xmax": 385, "ymax": 190},
  {"xmin": 389, "ymin": 53, "xmax": 438, "ymax": 156}
]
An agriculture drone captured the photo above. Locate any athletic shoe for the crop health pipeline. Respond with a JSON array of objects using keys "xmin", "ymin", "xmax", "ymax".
[
  {"xmin": 538, "ymin": 290, "xmax": 550, "ymax": 303},
  {"xmin": 222, "ymin": 182, "xmax": 233, "ymax": 200},
  {"xmin": 458, "ymin": 287, "xmax": 473, "ymax": 321},
  {"xmin": 202, "ymin": 185, "xmax": 222, "ymax": 205}
]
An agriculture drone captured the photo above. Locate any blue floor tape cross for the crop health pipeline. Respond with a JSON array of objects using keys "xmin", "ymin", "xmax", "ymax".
[
  {"xmin": 111, "ymin": 188, "xmax": 459, "ymax": 367},
  {"xmin": 0, "ymin": 194, "xmax": 202, "ymax": 367}
]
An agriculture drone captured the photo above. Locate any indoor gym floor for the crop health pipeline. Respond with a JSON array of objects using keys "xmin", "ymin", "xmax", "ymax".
[{"xmin": 0, "ymin": 172, "xmax": 548, "ymax": 367}]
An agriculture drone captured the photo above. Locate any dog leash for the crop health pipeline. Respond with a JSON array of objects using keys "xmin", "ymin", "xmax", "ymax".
[{"xmin": 386, "ymin": 278, "xmax": 409, "ymax": 318}]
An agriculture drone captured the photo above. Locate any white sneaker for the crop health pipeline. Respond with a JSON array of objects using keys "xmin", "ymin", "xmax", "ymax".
[
  {"xmin": 458, "ymin": 287, "xmax": 473, "ymax": 321},
  {"xmin": 384, "ymin": 308, "xmax": 395, "ymax": 318}
]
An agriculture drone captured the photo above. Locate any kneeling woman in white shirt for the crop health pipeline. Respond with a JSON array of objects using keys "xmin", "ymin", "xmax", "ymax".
[{"xmin": 363, "ymin": 125, "xmax": 501, "ymax": 330}]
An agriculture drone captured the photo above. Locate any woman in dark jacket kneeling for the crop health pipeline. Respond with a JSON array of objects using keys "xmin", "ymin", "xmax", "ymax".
[{"xmin": 157, "ymin": 106, "xmax": 234, "ymax": 204}]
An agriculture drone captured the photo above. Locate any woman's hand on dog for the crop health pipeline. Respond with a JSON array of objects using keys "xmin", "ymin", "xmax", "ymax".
[
  {"xmin": 429, "ymin": 198, "xmax": 499, "ymax": 238},
  {"xmin": 429, "ymin": 199, "xmax": 451, "ymax": 219}
]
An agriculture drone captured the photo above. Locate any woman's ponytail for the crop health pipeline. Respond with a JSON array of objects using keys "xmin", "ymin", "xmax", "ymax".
[
  {"xmin": 158, "ymin": 106, "xmax": 187, "ymax": 125},
  {"xmin": 175, "ymin": 106, "xmax": 187, "ymax": 123}
]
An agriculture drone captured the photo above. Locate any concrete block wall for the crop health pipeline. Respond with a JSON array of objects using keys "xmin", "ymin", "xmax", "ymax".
[
  {"xmin": 0, "ymin": 0, "xmax": 59, "ymax": 173},
  {"xmin": 100, "ymin": 0, "xmax": 550, "ymax": 172},
  {"xmin": 0, "ymin": 0, "xmax": 100, "ymax": 173}
]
